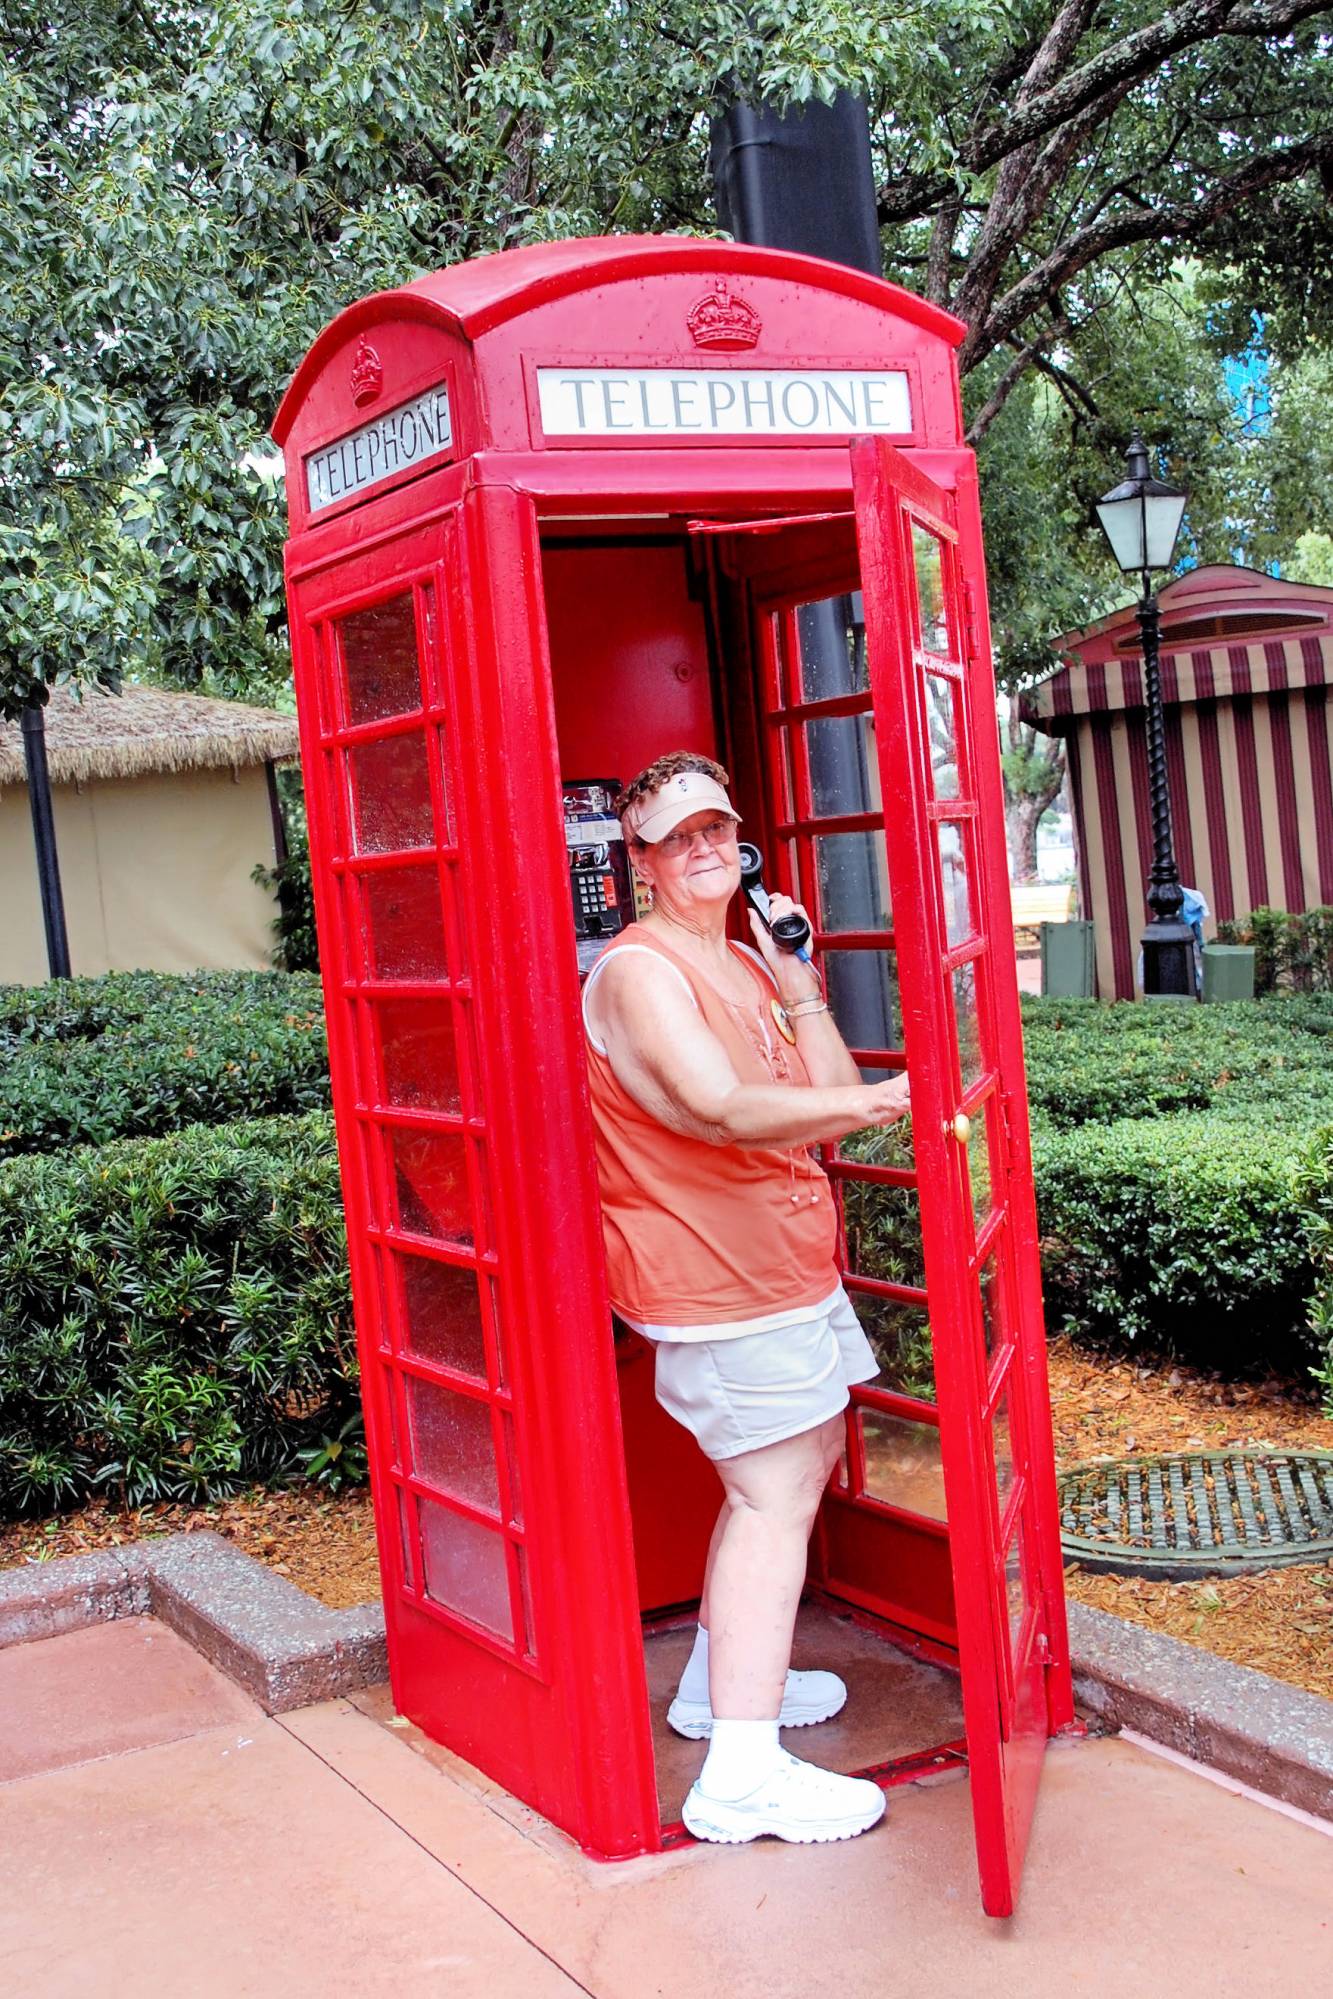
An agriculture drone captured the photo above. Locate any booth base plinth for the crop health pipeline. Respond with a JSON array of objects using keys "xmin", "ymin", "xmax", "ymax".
[{"xmin": 644, "ymin": 1596, "xmax": 966, "ymax": 1829}]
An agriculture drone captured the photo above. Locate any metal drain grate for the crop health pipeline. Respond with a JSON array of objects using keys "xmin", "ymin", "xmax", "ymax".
[{"xmin": 1058, "ymin": 1449, "xmax": 1333, "ymax": 1577}]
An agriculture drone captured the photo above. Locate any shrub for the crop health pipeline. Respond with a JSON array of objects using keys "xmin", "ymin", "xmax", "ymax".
[
  {"xmin": 1214, "ymin": 905, "xmax": 1333, "ymax": 994},
  {"xmin": 1295, "ymin": 1125, "xmax": 1333, "ymax": 1410},
  {"xmin": 0, "ymin": 970, "xmax": 329, "ymax": 1159},
  {"xmin": 1022, "ymin": 996, "xmax": 1333, "ymax": 1378},
  {"xmin": 252, "ymin": 764, "xmax": 319, "ymax": 972},
  {"xmin": 1032, "ymin": 1111, "xmax": 1319, "ymax": 1371},
  {"xmin": 1020, "ymin": 993, "xmax": 1333, "ymax": 1130},
  {"xmin": 0, "ymin": 1113, "xmax": 354, "ymax": 1516}
]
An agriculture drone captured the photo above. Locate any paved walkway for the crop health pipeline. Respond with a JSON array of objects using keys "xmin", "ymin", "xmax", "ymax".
[{"xmin": 2, "ymin": 1617, "xmax": 1328, "ymax": 1997}]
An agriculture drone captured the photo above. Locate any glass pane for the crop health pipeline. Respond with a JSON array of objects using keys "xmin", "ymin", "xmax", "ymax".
[
  {"xmin": 992, "ymin": 1379, "xmax": 1014, "ymax": 1520},
  {"xmin": 825, "ymin": 949, "xmax": 900, "ymax": 1050},
  {"xmin": 340, "ymin": 593, "xmax": 422, "ymax": 725},
  {"xmin": 348, "ymin": 732, "xmax": 434, "ymax": 854},
  {"xmin": 397, "ymin": 1484, "xmax": 417, "ymax": 1586},
  {"xmin": 516, "ymin": 1543, "xmax": 535, "ymax": 1654},
  {"xmin": 936, "ymin": 822, "xmax": 973, "ymax": 947},
  {"xmin": 383, "ymin": 1362, "xmax": 403, "ymax": 1463},
  {"xmin": 376, "ymin": 998, "xmax": 461, "ymax": 1115},
  {"xmin": 397, "ymin": 1253, "xmax": 487, "ymax": 1378},
  {"xmin": 362, "ymin": 866, "xmax": 448, "ymax": 981},
  {"xmin": 979, "ymin": 1257, "xmax": 1003, "ymax": 1361},
  {"xmin": 501, "ymin": 1411, "xmax": 523, "ymax": 1527},
  {"xmin": 814, "ymin": 831, "xmax": 890, "ymax": 933},
  {"xmin": 860, "ymin": 1409, "xmax": 947, "ymax": 1521},
  {"xmin": 1005, "ymin": 1512, "xmax": 1031, "ymax": 1666},
  {"xmin": 407, "ymin": 1375, "xmax": 498, "ymax": 1512},
  {"xmin": 912, "ymin": 526, "xmax": 950, "ymax": 654},
  {"xmin": 806, "ymin": 711, "xmax": 879, "ymax": 818},
  {"xmin": 840, "ymin": 1176, "xmax": 925, "ymax": 1291},
  {"xmin": 847, "ymin": 1291, "xmax": 935, "ymax": 1402},
  {"xmin": 796, "ymin": 592, "xmax": 867, "ymax": 701},
  {"xmin": 951, "ymin": 959, "xmax": 983, "ymax": 1088},
  {"xmin": 922, "ymin": 673, "xmax": 960, "ymax": 800},
  {"xmin": 388, "ymin": 1126, "xmax": 472, "ymax": 1245},
  {"xmin": 419, "ymin": 1499, "xmax": 513, "ymax": 1640},
  {"xmin": 967, "ymin": 1098, "xmax": 993, "ymax": 1223}
]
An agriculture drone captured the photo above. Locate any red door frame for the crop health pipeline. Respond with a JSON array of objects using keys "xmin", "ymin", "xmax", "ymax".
[{"xmin": 285, "ymin": 481, "xmax": 659, "ymax": 1858}]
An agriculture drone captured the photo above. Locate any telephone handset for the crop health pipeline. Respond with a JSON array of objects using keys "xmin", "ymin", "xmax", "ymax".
[{"xmin": 737, "ymin": 844, "xmax": 812, "ymax": 961}]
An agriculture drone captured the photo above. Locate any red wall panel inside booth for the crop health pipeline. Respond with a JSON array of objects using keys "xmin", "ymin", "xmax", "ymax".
[
  {"xmin": 542, "ymin": 534, "xmax": 723, "ymax": 1612},
  {"xmin": 542, "ymin": 539, "xmax": 717, "ymax": 783}
]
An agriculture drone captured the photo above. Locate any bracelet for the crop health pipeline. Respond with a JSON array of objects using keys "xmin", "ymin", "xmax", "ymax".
[{"xmin": 786, "ymin": 998, "xmax": 828, "ymax": 1019}]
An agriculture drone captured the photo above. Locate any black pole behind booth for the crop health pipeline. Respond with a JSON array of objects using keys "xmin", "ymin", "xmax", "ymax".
[
  {"xmin": 711, "ymin": 94, "xmax": 895, "ymax": 1066},
  {"xmin": 21, "ymin": 701, "xmax": 72, "ymax": 980}
]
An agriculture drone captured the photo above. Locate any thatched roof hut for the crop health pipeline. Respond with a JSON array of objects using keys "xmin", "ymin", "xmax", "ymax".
[
  {"xmin": 0, "ymin": 685, "xmax": 301, "ymax": 983},
  {"xmin": 0, "ymin": 684, "xmax": 299, "ymax": 789}
]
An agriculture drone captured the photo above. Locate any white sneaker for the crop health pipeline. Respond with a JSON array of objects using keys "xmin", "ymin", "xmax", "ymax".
[
  {"xmin": 682, "ymin": 1751, "xmax": 886, "ymax": 1845},
  {"xmin": 667, "ymin": 1668, "xmax": 846, "ymax": 1740}
]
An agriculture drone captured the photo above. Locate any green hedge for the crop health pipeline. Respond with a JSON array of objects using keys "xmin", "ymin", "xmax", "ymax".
[
  {"xmin": 0, "ymin": 971, "xmax": 329, "ymax": 1159},
  {"xmin": 0, "ymin": 1112, "xmax": 353, "ymax": 1515},
  {"xmin": 1022, "ymin": 998, "xmax": 1332, "ymax": 1380},
  {"xmin": 1020, "ymin": 993, "xmax": 1333, "ymax": 1130},
  {"xmin": 1032, "ymin": 1111, "xmax": 1320, "ymax": 1367}
]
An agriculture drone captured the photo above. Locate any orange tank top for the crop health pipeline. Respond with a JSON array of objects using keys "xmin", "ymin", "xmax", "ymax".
[{"xmin": 582, "ymin": 926, "xmax": 839, "ymax": 1330}]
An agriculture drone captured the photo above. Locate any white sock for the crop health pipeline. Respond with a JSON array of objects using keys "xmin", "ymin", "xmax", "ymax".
[
  {"xmin": 698, "ymin": 1718, "xmax": 783, "ymax": 1801},
  {"xmin": 677, "ymin": 1624, "xmax": 710, "ymax": 1704}
]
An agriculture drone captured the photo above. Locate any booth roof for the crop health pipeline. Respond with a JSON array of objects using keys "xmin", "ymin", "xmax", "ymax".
[
  {"xmin": 0, "ymin": 685, "xmax": 300, "ymax": 789},
  {"xmin": 1021, "ymin": 564, "xmax": 1333, "ymax": 733},
  {"xmin": 273, "ymin": 234, "xmax": 966, "ymax": 443}
]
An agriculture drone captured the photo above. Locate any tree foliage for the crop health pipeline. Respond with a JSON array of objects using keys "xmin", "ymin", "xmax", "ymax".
[{"xmin": 3, "ymin": 0, "xmax": 1331, "ymax": 712}]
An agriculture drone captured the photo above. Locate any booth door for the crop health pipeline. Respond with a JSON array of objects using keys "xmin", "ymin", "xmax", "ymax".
[
  {"xmin": 849, "ymin": 437, "xmax": 1062, "ymax": 1916},
  {"xmin": 706, "ymin": 450, "xmax": 1065, "ymax": 1917},
  {"xmin": 286, "ymin": 483, "xmax": 657, "ymax": 1858}
]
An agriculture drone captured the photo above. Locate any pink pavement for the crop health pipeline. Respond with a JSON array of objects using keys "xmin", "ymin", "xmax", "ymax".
[{"xmin": 1, "ymin": 1616, "xmax": 1328, "ymax": 1998}]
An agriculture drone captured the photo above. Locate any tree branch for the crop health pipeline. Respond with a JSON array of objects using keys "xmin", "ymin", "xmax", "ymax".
[
  {"xmin": 962, "ymin": 132, "xmax": 1333, "ymax": 368},
  {"xmin": 877, "ymin": 0, "xmax": 1332, "ymax": 225},
  {"xmin": 926, "ymin": 197, "xmax": 963, "ymax": 306},
  {"xmin": 964, "ymin": 317, "xmax": 1070, "ymax": 445}
]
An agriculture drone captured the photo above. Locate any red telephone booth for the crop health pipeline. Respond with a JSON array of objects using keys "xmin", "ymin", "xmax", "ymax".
[{"xmin": 272, "ymin": 236, "xmax": 1075, "ymax": 1916}]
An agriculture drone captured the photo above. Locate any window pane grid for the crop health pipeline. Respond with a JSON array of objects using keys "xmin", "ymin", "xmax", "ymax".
[
  {"xmin": 394, "ymin": 1350, "xmax": 513, "ymax": 1409},
  {"xmin": 391, "ymin": 1472, "xmax": 535, "ymax": 1656}
]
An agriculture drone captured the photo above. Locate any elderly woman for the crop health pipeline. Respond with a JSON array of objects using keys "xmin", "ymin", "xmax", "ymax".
[{"xmin": 582, "ymin": 750, "xmax": 911, "ymax": 1845}]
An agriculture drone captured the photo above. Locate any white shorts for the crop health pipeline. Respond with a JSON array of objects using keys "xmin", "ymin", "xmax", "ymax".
[{"xmin": 650, "ymin": 1287, "xmax": 879, "ymax": 1463}]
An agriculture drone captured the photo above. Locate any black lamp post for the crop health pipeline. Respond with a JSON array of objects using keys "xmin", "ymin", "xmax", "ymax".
[{"xmin": 1093, "ymin": 436, "xmax": 1195, "ymax": 999}]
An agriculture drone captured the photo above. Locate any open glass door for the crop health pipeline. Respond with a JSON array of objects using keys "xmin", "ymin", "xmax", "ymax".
[
  {"xmin": 698, "ymin": 446, "xmax": 1069, "ymax": 1915},
  {"xmin": 848, "ymin": 436, "xmax": 1065, "ymax": 1915}
]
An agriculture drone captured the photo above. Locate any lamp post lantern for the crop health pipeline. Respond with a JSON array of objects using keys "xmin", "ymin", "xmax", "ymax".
[{"xmin": 1094, "ymin": 435, "xmax": 1194, "ymax": 998}]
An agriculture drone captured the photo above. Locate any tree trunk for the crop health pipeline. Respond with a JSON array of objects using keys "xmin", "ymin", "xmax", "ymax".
[{"xmin": 1006, "ymin": 792, "xmax": 1046, "ymax": 883}]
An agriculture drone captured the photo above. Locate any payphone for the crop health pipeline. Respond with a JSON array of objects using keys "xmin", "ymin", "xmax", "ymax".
[
  {"xmin": 273, "ymin": 235, "xmax": 1075, "ymax": 1915},
  {"xmin": 562, "ymin": 779, "xmax": 637, "ymax": 974}
]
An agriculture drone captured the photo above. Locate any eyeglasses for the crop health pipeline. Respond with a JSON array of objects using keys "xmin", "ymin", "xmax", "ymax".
[{"xmin": 649, "ymin": 816, "xmax": 738, "ymax": 861}]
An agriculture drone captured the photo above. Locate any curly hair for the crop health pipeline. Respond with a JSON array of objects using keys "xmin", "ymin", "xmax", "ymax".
[{"xmin": 615, "ymin": 751, "xmax": 731, "ymax": 827}]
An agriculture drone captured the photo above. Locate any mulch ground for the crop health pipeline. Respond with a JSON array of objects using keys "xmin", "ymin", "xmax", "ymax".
[
  {"xmin": 0, "ymin": 1486, "xmax": 382, "ymax": 1612},
  {"xmin": 2, "ymin": 1339, "xmax": 1330, "ymax": 1697},
  {"xmin": 1045, "ymin": 1336, "xmax": 1333, "ymax": 1702}
]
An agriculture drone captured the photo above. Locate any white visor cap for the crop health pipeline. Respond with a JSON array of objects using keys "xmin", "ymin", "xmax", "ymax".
[{"xmin": 625, "ymin": 770, "xmax": 741, "ymax": 845}]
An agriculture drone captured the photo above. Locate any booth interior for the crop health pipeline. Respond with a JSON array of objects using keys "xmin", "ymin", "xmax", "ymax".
[{"xmin": 541, "ymin": 515, "xmax": 966, "ymax": 1816}]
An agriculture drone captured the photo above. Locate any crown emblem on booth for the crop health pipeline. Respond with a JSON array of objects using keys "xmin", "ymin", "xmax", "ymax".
[
  {"xmin": 686, "ymin": 282, "xmax": 761, "ymax": 351},
  {"xmin": 350, "ymin": 336, "xmax": 384, "ymax": 408}
]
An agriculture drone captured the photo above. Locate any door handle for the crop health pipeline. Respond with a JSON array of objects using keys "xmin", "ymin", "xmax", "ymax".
[{"xmin": 949, "ymin": 1111, "xmax": 971, "ymax": 1143}]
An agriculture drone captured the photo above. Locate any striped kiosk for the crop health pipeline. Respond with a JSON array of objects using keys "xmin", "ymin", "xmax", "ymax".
[{"xmin": 1023, "ymin": 564, "xmax": 1333, "ymax": 1000}]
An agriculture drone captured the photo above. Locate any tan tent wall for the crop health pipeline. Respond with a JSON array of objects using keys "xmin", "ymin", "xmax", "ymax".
[{"xmin": 0, "ymin": 764, "xmax": 281, "ymax": 983}]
